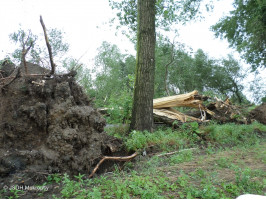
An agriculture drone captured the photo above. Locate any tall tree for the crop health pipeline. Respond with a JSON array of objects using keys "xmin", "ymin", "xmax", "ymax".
[
  {"xmin": 93, "ymin": 42, "xmax": 135, "ymax": 106},
  {"xmin": 130, "ymin": 0, "xmax": 156, "ymax": 132},
  {"xmin": 211, "ymin": 0, "xmax": 266, "ymax": 70},
  {"xmin": 109, "ymin": 0, "xmax": 213, "ymax": 131}
]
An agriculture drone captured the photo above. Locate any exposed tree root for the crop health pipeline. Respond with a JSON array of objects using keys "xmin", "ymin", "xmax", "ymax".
[{"xmin": 89, "ymin": 152, "xmax": 138, "ymax": 178}]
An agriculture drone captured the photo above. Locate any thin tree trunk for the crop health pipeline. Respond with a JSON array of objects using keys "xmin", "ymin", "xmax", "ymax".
[
  {"xmin": 130, "ymin": 0, "xmax": 156, "ymax": 132},
  {"xmin": 40, "ymin": 15, "xmax": 56, "ymax": 75},
  {"xmin": 21, "ymin": 40, "xmax": 33, "ymax": 74},
  {"xmin": 164, "ymin": 38, "xmax": 176, "ymax": 96}
]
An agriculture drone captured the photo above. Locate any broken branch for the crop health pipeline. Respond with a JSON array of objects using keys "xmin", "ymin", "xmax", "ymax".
[
  {"xmin": 157, "ymin": 148, "xmax": 197, "ymax": 157},
  {"xmin": 40, "ymin": 15, "xmax": 56, "ymax": 75}
]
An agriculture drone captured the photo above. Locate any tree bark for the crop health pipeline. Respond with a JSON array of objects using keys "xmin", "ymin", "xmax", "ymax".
[
  {"xmin": 40, "ymin": 15, "xmax": 56, "ymax": 75},
  {"xmin": 130, "ymin": 0, "xmax": 156, "ymax": 132}
]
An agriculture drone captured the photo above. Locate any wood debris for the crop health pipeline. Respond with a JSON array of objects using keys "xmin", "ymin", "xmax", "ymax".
[
  {"xmin": 153, "ymin": 90, "xmax": 213, "ymax": 125},
  {"xmin": 153, "ymin": 91, "xmax": 248, "ymax": 125}
]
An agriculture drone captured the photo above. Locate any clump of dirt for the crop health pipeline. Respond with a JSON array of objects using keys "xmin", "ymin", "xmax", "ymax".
[
  {"xmin": 207, "ymin": 100, "xmax": 247, "ymax": 124},
  {"xmin": 249, "ymin": 103, "xmax": 266, "ymax": 125},
  {"xmin": 0, "ymin": 62, "xmax": 122, "ymax": 180}
]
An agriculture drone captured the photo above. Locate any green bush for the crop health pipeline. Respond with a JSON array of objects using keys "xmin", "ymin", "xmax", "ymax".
[{"xmin": 106, "ymin": 88, "xmax": 133, "ymax": 124}]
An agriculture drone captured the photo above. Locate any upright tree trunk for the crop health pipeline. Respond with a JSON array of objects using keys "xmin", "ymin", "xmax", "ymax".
[{"xmin": 130, "ymin": 0, "xmax": 156, "ymax": 132}]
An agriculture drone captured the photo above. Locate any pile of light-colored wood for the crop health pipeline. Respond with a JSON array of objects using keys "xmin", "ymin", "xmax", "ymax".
[{"xmin": 153, "ymin": 90, "xmax": 214, "ymax": 123}]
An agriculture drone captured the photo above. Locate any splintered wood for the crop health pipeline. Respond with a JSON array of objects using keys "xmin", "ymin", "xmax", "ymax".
[
  {"xmin": 153, "ymin": 90, "xmax": 213, "ymax": 124},
  {"xmin": 154, "ymin": 90, "xmax": 201, "ymax": 109}
]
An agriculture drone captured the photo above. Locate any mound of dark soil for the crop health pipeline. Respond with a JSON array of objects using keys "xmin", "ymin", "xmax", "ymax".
[
  {"xmin": 249, "ymin": 103, "xmax": 266, "ymax": 125},
  {"xmin": 0, "ymin": 62, "xmax": 122, "ymax": 180}
]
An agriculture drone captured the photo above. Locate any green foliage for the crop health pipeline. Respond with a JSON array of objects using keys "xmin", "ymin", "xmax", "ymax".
[
  {"xmin": 92, "ymin": 42, "xmax": 135, "ymax": 107},
  {"xmin": 248, "ymin": 75, "xmax": 266, "ymax": 104},
  {"xmin": 9, "ymin": 28, "xmax": 37, "ymax": 62},
  {"xmin": 0, "ymin": 57, "xmax": 13, "ymax": 67},
  {"xmin": 46, "ymin": 29, "xmax": 69, "ymax": 58},
  {"xmin": 62, "ymin": 57, "xmax": 94, "ymax": 96},
  {"xmin": 176, "ymin": 166, "xmax": 265, "ymax": 199},
  {"xmin": 92, "ymin": 39, "xmax": 249, "ymax": 117},
  {"xmin": 106, "ymin": 78, "xmax": 133, "ymax": 124},
  {"xmin": 234, "ymin": 168, "xmax": 264, "ymax": 194},
  {"xmin": 8, "ymin": 27, "xmax": 69, "ymax": 67},
  {"xmin": 85, "ymin": 41, "xmax": 136, "ymax": 123},
  {"xmin": 60, "ymin": 173, "xmax": 87, "ymax": 198},
  {"xmin": 125, "ymin": 130, "xmax": 150, "ymax": 151},
  {"xmin": 116, "ymin": 121, "xmax": 266, "ymax": 153},
  {"xmin": 211, "ymin": 0, "xmax": 266, "ymax": 70},
  {"xmin": 105, "ymin": 124, "xmax": 130, "ymax": 139},
  {"xmin": 48, "ymin": 139, "xmax": 265, "ymax": 199},
  {"xmin": 47, "ymin": 173, "xmax": 62, "ymax": 184},
  {"xmin": 109, "ymin": 0, "xmax": 213, "ymax": 35},
  {"xmin": 176, "ymin": 171, "xmax": 224, "ymax": 199},
  {"xmin": 154, "ymin": 35, "xmax": 247, "ymax": 103},
  {"xmin": 169, "ymin": 150, "xmax": 193, "ymax": 165},
  {"xmin": 7, "ymin": 122, "xmax": 264, "ymax": 199}
]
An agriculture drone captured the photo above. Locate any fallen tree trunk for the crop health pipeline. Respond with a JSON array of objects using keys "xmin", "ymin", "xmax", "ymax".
[
  {"xmin": 154, "ymin": 90, "xmax": 200, "ymax": 108},
  {"xmin": 153, "ymin": 108, "xmax": 203, "ymax": 123},
  {"xmin": 153, "ymin": 90, "xmax": 214, "ymax": 115},
  {"xmin": 98, "ymin": 91, "xmax": 247, "ymax": 126},
  {"xmin": 153, "ymin": 90, "xmax": 214, "ymax": 125}
]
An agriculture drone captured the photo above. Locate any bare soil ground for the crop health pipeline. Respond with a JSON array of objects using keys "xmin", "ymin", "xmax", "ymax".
[{"xmin": 249, "ymin": 103, "xmax": 266, "ymax": 125}]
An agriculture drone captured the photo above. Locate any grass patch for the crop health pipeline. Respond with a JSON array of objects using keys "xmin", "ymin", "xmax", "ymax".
[
  {"xmin": 107, "ymin": 121, "xmax": 266, "ymax": 153},
  {"xmin": 204, "ymin": 121, "xmax": 266, "ymax": 147},
  {"xmin": 41, "ymin": 141, "xmax": 265, "ymax": 199},
  {"xmin": 1, "ymin": 122, "xmax": 265, "ymax": 199}
]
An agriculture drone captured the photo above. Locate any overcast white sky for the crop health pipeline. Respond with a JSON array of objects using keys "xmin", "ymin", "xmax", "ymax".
[
  {"xmin": 0, "ymin": 0, "xmax": 236, "ymax": 63},
  {"xmin": 0, "ymin": 0, "xmax": 265, "ymax": 101}
]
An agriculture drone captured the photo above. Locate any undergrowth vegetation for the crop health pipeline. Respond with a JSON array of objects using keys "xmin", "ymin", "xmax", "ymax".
[
  {"xmin": 106, "ymin": 121, "xmax": 266, "ymax": 152},
  {"xmin": 1, "ymin": 122, "xmax": 265, "ymax": 199}
]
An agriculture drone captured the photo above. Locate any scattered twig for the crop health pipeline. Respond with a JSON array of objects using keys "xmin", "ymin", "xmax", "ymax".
[
  {"xmin": 40, "ymin": 15, "xmax": 56, "ymax": 75},
  {"xmin": 89, "ymin": 152, "xmax": 138, "ymax": 178},
  {"xmin": 156, "ymin": 148, "xmax": 197, "ymax": 157}
]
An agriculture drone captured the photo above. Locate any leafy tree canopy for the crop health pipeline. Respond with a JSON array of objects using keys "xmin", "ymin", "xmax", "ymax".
[
  {"xmin": 9, "ymin": 27, "xmax": 69, "ymax": 68},
  {"xmin": 109, "ymin": 0, "xmax": 213, "ymax": 34},
  {"xmin": 211, "ymin": 0, "xmax": 266, "ymax": 70},
  {"xmin": 93, "ymin": 41, "xmax": 135, "ymax": 107},
  {"xmin": 155, "ymin": 35, "xmax": 247, "ymax": 103},
  {"xmin": 91, "ymin": 40, "xmax": 248, "ymax": 108}
]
